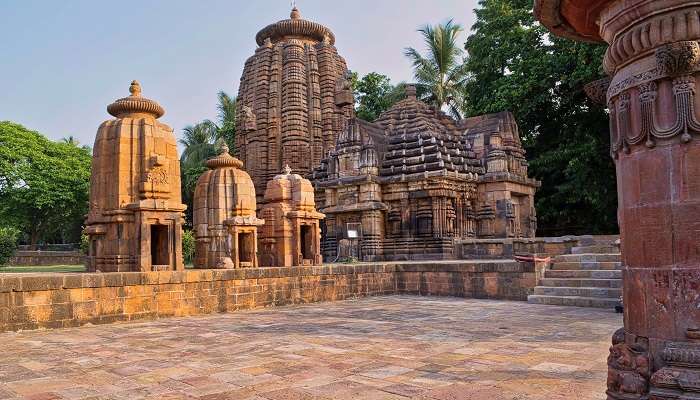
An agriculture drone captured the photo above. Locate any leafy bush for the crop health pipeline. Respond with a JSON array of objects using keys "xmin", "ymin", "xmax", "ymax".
[
  {"xmin": 80, "ymin": 233, "xmax": 89, "ymax": 255},
  {"xmin": 0, "ymin": 227, "xmax": 19, "ymax": 266},
  {"xmin": 182, "ymin": 229, "xmax": 195, "ymax": 265}
]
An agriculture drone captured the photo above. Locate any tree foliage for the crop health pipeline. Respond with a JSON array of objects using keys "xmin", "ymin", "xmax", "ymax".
[
  {"xmin": 351, "ymin": 72, "xmax": 408, "ymax": 122},
  {"xmin": 0, "ymin": 121, "xmax": 91, "ymax": 246},
  {"xmin": 179, "ymin": 91, "xmax": 237, "ymax": 226},
  {"xmin": 463, "ymin": 0, "xmax": 617, "ymax": 235},
  {"xmin": 405, "ymin": 20, "xmax": 469, "ymax": 118}
]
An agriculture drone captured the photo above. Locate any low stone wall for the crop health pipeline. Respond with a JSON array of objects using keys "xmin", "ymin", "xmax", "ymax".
[
  {"xmin": 0, "ymin": 261, "xmax": 534, "ymax": 332},
  {"xmin": 9, "ymin": 251, "xmax": 84, "ymax": 266},
  {"xmin": 456, "ymin": 237, "xmax": 577, "ymax": 259}
]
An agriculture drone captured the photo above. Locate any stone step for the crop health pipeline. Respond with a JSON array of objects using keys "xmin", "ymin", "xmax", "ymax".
[
  {"xmin": 544, "ymin": 269, "xmax": 622, "ymax": 279},
  {"xmin": 527, "ymin": 294, "xmax": 620, "ymax": 309},
  {"xmin": 571, "ymin": 245, "xmax": 619, "ymax": 255},
  {"xmin": 539, "ymin": 278, "xmax": 622, "ymax": 288},
  {"xmin": 534, "ymin": 286, "xmax": 622, "ymax": 298},
  {"xmin": 553, "ymin": 253, "xmax": 621, "ymax": 263},
  {"xmin": 551, "ymin": 261, "xmax": 622, "ymax": 271}
]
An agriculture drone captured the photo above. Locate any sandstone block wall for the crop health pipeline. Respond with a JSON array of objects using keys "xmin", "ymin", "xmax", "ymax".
[
  {"xmin": 9, "ymin": 251, "xmax": 84, "ymax": 266},
  {"xmin": 0, "ymin": 261, "xmax": 533, "ymax": 332}
]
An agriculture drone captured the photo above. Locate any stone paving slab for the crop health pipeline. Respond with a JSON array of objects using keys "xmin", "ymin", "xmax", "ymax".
[{"xmin": 0, "ymin": 296, "xmax": 620, "ymax": 399}]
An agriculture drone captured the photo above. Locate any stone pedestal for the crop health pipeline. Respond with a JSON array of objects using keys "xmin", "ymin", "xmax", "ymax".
[{"xmin": 535, "ymin": 1, "xmax": 700, "ymax": 398}]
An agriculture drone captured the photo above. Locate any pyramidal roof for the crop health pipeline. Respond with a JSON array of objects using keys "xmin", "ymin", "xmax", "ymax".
[{"xmin": 375, "ymin": 85, "xmax": 484, "ymax": 180}]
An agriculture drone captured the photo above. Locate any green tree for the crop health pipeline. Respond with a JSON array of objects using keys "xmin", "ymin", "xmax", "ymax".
[
  {"xmin": 353, "ymin": 72, "xmax": 395, "ymax": 121},
  {"xmin": 0, "ymin": 122, "xmax": 91, "ymax": 246},
  {"xmin": 463, "ymin": 0, "xmax": 617, "ymax": 234},
  {"xmin": 216, "ymin": 91, "xmax": 237, "ymax": 150},
  {"xmin": 405, "ymin": 19, "xmax": 469, "ymax": 118},
  {"xmin": 179, "ymin": 120, "xmax": 220, "ymax": 225}
]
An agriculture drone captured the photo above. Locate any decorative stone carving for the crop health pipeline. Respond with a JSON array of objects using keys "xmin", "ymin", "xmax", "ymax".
[
  {"xmin": 656, "ymin": 41, "xmax": 700, "ymax": 77},
  {"xmin": 236, "ymin": 6, "xmax": 354, "ymax": 203},
  {"xmin": 240, "ymin": 105, "xmax": 257, "ymax": 132},
  {"xmin": 606, "ymin": 329, "xmax": 651, "ymax": 399},
  {"xmin": 334, "ymin": 70, "xmax": 354, "ymax": 107},
  {"xmin": 85, "ymin": 81, "xmax": 186, "ymax": 272},
  {"xmin": 193, "ymin": 143, "xmax": 264, "ymax": 269},
  {"xmin": 584, "ymin": 77, "xmax": 612, "ymax": 106},
  {"xmin": 259, "ymin": 166, "xmax": 325, "ymax": 267}
]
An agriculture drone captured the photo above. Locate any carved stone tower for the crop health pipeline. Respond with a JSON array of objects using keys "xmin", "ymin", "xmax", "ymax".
[
  {"xmin": 236, "ymin": 6, "xmax": 354, "ymax": 203},
  {"xmin": 85, "ymin": 81, "xmax": 186, "ymax": 272}
]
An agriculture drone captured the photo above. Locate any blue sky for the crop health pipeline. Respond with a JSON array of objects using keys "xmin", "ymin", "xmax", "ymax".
[{"xmin": 0, "ymin": 0, "xmax": 479, "ymax": 148}]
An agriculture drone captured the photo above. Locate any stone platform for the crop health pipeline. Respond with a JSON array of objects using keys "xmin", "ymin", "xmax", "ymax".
[
  {"xmin": 0, "ymin": 261, "xmax": 543, "ymax": 333},
  {"xmin": 0, "ymin": 296, "xmax": 620, "ymax": 399}
]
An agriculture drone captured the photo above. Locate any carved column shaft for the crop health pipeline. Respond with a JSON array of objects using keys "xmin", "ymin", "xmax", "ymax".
[{"xmin": 598, "ymin": 3, "xmax": 700, "ymax": 400}]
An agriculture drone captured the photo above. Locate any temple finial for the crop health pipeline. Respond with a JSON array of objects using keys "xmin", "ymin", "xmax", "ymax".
[
  {"xmin": 290, "ymin": 4, "xmax": 301, "ymax": 19},
  {"xmin": 129, "ymin": 80, "xmax": 141, "ymax": 97},
  {"xmin": 219, "ymin": 141, "xmax": 230, "ymax": 155},
  {"xmin": 282, "ymin": 164, "xmax": 292, "ymax": 175},
  {"xmin": 405, "ymin": 84, "xmax": 417, "ymax": 100}
]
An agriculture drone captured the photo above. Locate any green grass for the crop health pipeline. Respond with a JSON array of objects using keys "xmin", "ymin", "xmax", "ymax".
[{"xmin": 0, "ymin": 265, "xmax": 86, "ymax": 273}]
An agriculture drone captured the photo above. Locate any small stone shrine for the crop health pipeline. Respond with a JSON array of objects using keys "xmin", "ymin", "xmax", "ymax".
[
  {"xmin": 193, "ymin": 143, "xmax": 264, "ymax": 269},
  {"xmin": 235, "ymin": 6, "xmax": 354, "ymax": 203},
  {"xmin": 259, "ymin": 166, "xmax": 325, "ymax": 267},
  {"xmin": 313, "ymin": 86, "xmax": 539, "ymax": 261},
  {"xmin": 85, "ymin": 81, "xmax": 186, "ymax": 272}
]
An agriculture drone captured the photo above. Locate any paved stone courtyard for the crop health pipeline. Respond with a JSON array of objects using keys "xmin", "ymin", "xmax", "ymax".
[{"xmin": 0, "ymin": 296, "xmax": 620, "ymax": 400}]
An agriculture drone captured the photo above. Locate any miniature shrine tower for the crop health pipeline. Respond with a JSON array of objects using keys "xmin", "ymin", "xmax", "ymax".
[
  {"xmin": 193, "ymin": 143, "xmax": 264, "ymax": 269},
  {"xmin": 259, "ymin": 166, "xmax": 325, "ymax": 267},
  {"xmin": 85, "ymin": 81, "xmax": 186, "ymax": 272}
]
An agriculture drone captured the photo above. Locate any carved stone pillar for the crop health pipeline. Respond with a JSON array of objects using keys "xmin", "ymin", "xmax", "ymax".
[{"xmin": 535, "ymin": 1, "xmax": 700, "ymax": 399}]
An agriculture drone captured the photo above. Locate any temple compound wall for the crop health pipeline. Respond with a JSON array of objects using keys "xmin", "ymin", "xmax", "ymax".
[
  {"xmin": 0, "ymin": 260, "xmax": 539, "ymax": 333},
  {"xmin": 85, "ymin": 81, "xmax": 186, "ymax": 273},
  {"xmin": 312, "ymin": 88, "xmax": 540, "ymax": 262}
]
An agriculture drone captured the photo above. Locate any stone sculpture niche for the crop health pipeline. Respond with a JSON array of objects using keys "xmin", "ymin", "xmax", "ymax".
[
  {"xmin": 85, "ymin": 81, "xmax": 186, "ymax": 272},
  {"xmin": 193, "ymin": 143, "xmax": 264, "ymax": 269},
  {"xmin": 259, "ymin": 166, "xmax": 325, "ymax": 267}
]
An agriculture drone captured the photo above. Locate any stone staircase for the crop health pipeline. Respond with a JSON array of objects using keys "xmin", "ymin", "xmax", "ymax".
[{"xmin": 528, "ymin": 239, "xmax": 622, "ymax": 309}]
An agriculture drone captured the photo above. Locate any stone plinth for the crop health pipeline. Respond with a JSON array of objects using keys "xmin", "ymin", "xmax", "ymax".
[
  {"xmin": 236, "ymin": 7, "xmax": 354, "ymax": 203},
  {"xmin": 85, "ymin": 81, "xmax": 185, "ymax": 273},
  {"xmin": 259, "ymin": 166, "xmax": 325, "ymax": 267},
  {"xmin": 534, "ymin": 1, "xmax": 700, "ymax": 399},
  {"xmin": 193, "ymin": 144, "xmax": 264, "ymax": 269}
]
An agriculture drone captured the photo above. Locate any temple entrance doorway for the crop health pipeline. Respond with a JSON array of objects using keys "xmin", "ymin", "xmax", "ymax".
[
  {"xmin": 300, "ymin": 225, "xmax": 313, "ymax": 261},
  {"xmin": 238, "ymin": 232, "xmax": 255, "ymax": 267},
  {"xmin": 150, "ymin": 224, "xmax": 170, "ymax": 269}
]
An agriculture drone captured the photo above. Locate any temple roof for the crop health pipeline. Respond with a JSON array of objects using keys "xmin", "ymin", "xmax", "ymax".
[
  {"xmin": 373, "ymin": 85, "xmax": 483, "ymax": 179},
  {"xmin": 255, "ymin": 7, "xmax": 335, "ymax": 46},
  {"xmin": 107, "ymin": 81, "xmax": 165, "ymax": 119}
]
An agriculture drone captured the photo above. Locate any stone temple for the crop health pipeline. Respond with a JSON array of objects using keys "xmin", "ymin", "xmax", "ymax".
[
  {"xmin": 313, "ymin": 87, "xmax": 539, "ymax": 261},
  {"xmin": 235, "ymin": 7, "xmax": 354, "ymax": 203},
  {"xmin": 235, "ymin": 8, "xmax": 540, "ymax": 263},
  {"xmin": 85, "ymin": 81, "xmax": 186, "ymax": 272}
]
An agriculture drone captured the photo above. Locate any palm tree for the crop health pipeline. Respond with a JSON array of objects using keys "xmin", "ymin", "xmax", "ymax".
[
  {"xmin": 179, "ymin": 120, "xmax": 219, "ymax": 169},
  {"xmin": 404, "ymin": 20, "xmax": 469, "ymax": 118},
  {"xmin": 217, "ymin": 91, "xmax": 237, "ymax": 151}
]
